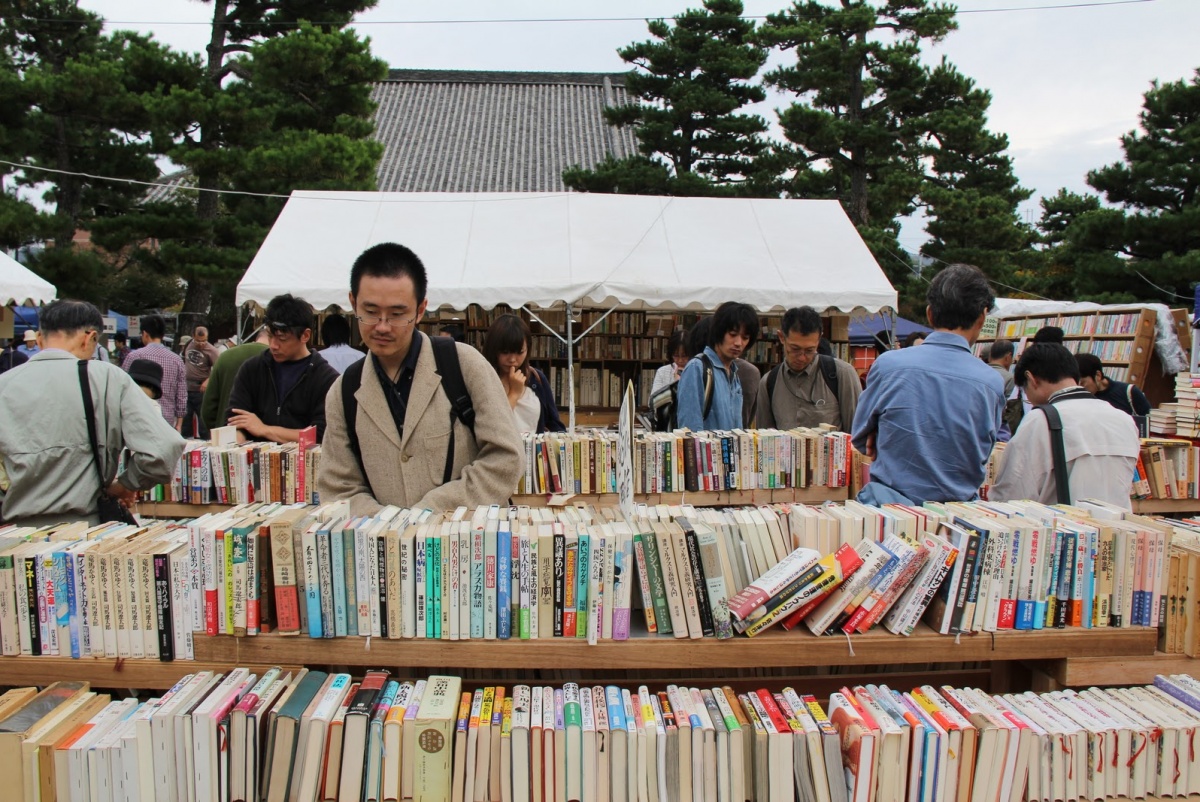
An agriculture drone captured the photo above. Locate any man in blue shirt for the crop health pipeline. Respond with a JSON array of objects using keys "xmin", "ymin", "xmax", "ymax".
[
  {"xmin": 851, "ymin": 263, "xmax": 1005, "ymax": 504},
  {"xmin": 676, "ymin": 302, "xmax": 759, "ymax": 431}
]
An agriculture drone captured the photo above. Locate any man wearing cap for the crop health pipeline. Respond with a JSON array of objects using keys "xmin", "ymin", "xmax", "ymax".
[
  {"xmin": 0, "ymin": 300, "xmax": 184, "ymax": 526},
  {"xmin": 202, "ymin": 327, "xmax": 269, "ymax": 431},
  {"xmin": 121, "ymin": 313, "xmax": 187, "ymax": 432},
  {"xmin": 18, "ymin": 329, "xmax": 40, "ymax": 356},
  {"xmin": 225, "ymin": 294, "xmax": 340, "ymax": 443},
  {"xmin": 128, "ymin": 358, "xmax": 164, "ymax": 400}
]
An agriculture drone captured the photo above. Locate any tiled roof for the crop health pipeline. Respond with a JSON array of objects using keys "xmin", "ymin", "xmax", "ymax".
[
  {"xmin": 142, "ymin": 169, "xmax": 194, "ymax": 204},
  {"xmin": 146, "ymin": 69, "xmax": 640, "ymax": 199},
  {"xmin": 371, "ymin": 69, "xmax": 639, "ymax": 192}
]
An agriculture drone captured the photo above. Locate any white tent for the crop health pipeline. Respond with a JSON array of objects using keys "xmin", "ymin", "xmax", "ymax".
[
  {"xmin": 237, "ymin": 191, "xmax": 896, "ymax": 314},
  {"xmin": 0, "ymin": 250, "xmax": 56, "ymax": 307}
]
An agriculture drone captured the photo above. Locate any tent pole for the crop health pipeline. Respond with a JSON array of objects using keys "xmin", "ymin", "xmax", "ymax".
[
  {"xmin": 237, "ymin": 305, "xmax": 243, "ymax": 342},
  {"xmin": 566, "ymin": 303, "xmax": 575, "ymax": 432}
]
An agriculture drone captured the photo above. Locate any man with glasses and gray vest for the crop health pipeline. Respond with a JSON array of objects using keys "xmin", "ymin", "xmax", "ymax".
[
  {"xmin": 318, "ymin": 242, "xmax": 523, "ymax": 515},
  {"xmin": 757, "ymin": 305, "xmax": 861, "ymax": 432}
]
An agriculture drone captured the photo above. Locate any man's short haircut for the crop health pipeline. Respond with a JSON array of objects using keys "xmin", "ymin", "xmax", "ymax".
[
  {"xmin": 666, "ymin": 328, "xmax": 687, "ymax": 360},
  {"xmin": 1032, "ymin": 326, "xmax": 1065, "ymax": 344},
  {"xmin": 140, "ymin": 313, "xmax": 166, "ymax": 339},
  {"xmin": 321, "ymin": 314, "xmax": 351, "ymax": 346},
  {"xmin": 1014, "ymin": 343, "xmax": 1081, "ymax": 387},
  {"xmin": 988, "ymin": 339, "xmax": 1014, "ymax": 361},
  {"xmin": 710, "ymin": 302, "xmax": 759, "ymax": 350},
  {"xmin": 39, "ymin": 300, "xmax": 104, "ymax": 335},
  {"xmin": 351, "ymin": 242, "xmax": 428, "ymax": 303},
  {"xmin": 926, "ymin": 263, "xmax": 995, "ymax": 331},
  {"xmin": 265, "ymin": 294, "xmax": 314, "ymax": 333},
  {"xmin": 194, "ymin": 326, "xmax": 208, "ymax": 338},
  {"xmin": 686, "ymin": 317, "xmax": 711, "ymax": 358},
  {"xmin": 439, "ymin": 323, "xmax": 465, "ymax": 342},
  {"xmin": 114, "ymin": 331, "xmax": 127, "ymax": 344},
  {"xmin": 780, "ymin": 306, "xmax": 823, "ymax": 338},
  {"xmin": 1074, "ymin": 352, "xmax": 1104, "ymax": 380},
  {"xmin": 902, "ymin": 331, "xmax": 926, "ymax": 348}
]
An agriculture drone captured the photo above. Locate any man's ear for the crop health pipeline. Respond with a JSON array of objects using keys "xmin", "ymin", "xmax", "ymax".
[
  {"xmin": 348, "ymin": 292, "xmax": 356, "ymax": 312},
  {"xmin": 926, "ymin": 306, "xmax": 935, "ymax": 327}
]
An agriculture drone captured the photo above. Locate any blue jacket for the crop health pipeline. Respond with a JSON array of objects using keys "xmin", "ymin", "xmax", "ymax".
[
  {"xmin": 527, "ymin": 367, "xmax": 565, "ymax": 433},
  {"xmin": 676, "ymin": 347, "xmax": 743, "ymax": 432}
]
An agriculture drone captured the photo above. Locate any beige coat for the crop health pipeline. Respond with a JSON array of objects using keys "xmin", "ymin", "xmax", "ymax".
[{"xmin": 318, "ymin": 333, "xmax": 524, "ymax": 515}]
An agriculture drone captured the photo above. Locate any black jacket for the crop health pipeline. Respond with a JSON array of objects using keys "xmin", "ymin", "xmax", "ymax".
[{"xmin": 226, "ymin": 348, "xmax": 340, "ymax": 441}]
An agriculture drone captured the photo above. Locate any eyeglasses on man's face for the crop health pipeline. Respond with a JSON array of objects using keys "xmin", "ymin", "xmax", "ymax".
[{"xmin": 354, "ymin": 310, "xmax": 420, "ymax": 329}]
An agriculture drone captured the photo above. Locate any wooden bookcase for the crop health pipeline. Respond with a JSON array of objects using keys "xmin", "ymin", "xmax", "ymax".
[
  {"xmin": 976, "ymin": 307, "xmax": 1157, "ymax": 387},
  {"xmin": 419, "ymin": 304, "xmax": 852, "ymax": 413}
]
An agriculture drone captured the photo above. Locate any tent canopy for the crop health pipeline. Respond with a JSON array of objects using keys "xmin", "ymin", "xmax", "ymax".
[
  {"xmin": 849, "ymin": 312, "xmax": 930, "ymax": 346},
  {"xmin": 237, "ymin": 191, "xmax": 896, "ymax": 315},
  {"xmin": 0, "ymin": 251, "xmax": 56, "ymax": 307}
]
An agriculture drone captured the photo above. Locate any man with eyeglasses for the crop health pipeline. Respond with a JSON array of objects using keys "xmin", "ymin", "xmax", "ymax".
[
  {"xmin": 757, "ymin": 306, "xmax": 861, "ymax": 432},
  {"xmin": 0, "ymin": 300, "xmax": 184, "ymax": 525},
  {"xmin": 318, "ymin": 242, "xmax": 523, "ymax": 515},
  {"xmin": 225, "ymin": 294, "xmax": 340, "ymax": 443}
]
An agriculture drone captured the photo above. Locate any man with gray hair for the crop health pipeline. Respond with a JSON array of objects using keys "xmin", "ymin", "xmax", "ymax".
[
  {"xmin": 851, "ymin": 264, "xmax": 1005, "ymax": 504},
  {"xmin": 0, "ymin": 300, "xmax": 184, "ymax": 525}
]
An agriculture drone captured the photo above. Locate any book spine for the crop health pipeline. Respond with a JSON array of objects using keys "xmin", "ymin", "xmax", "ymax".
[
  {"xmin": 498, "ymin": 526, "xmax": 513, "ymax": 640},
  {"xmin": 302, "ymin": 526, "xmax": 322, "ymax": 638},
  {"xmin": 640, "ymin": 532, "xmax": 671, "ymax": 635},
  {"xmin": 553, "ymin": 530, "xmax": 565, "ymax": 638},
  {"xmin": 575, "ymin": 532, "xmax": 590, "ymax": 640},
  {"xmin": 683, "ymin": 528, "xmax": 715, "ymax": 637},
  {"xmin": 154, "ymin": 554, "xmax": 175, "ymax": 661}
]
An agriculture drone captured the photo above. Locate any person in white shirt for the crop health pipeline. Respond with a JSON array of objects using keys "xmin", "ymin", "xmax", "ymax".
[
  {"xmin": 649, "ymin": 328, "xmax": 688, "ymax": 397},
  {"xmin": 319, "ymin": 314, "xmax": 365, "ymax": 374},
  {"xmin": 991, "ymin": 342, "xmax": 1140, "ymax": 508}
]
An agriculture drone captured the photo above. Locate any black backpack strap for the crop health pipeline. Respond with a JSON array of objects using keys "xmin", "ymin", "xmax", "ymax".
[
  {"xmin": 77, "ymin": 361, "xmax": 108, "ymax": 497},
  {"xmin": 818, "ymin": 354, "xmax": 840, "ymax": 402},
  {"xmin": 340, "ymin": 358, "xmax": 373, "ymax": 496},
  {"xmin": 766, "ymin": 363, "xmax": 781, "ymax": 402},
  {"xmin": 699, "ymin": 353, "xmax": 715, "ymax": 420},
  {"xmin": 430, "ymin": 336, "xmax": 475, "ymax": 485},
  {"xmin": 1036, "ymin": 402, "xmax": 1071, "ymax": 505}
]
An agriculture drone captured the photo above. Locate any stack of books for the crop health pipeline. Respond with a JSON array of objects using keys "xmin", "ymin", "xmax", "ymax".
[
  {"xmin": 1131, "ymin": 437, "xmax": 1198, "ymax": 500},
  {"xmin": 9, "ymin": 670, "xmax": 1200, "ymax": 802},
  {"xmin": 1176, "ymin": 373, "xmax": 1200, "ymax": 438}
]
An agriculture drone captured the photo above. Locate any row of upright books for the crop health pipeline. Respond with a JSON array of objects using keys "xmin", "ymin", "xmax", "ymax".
[
  {"xmin": 519, "ymin": 429, "xmax": 853, "ymax": 497},
  {"xmin": 7, "ymin": 669, "xmax": 1200, "ymax": 802},
  {"xmin": 1130, "ymin": 437, "xmax": 1199, "ymax": 500},
  {"xmin": 0, "ymin": 494, "xmax": 1181, "ymax": 661}
]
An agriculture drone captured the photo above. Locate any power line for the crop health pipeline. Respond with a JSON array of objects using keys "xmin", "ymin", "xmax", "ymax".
[
  {"xmin": 50, "ymin": 0, "xmax": 1157, "ymax": 27},
  {"xmin": 0, "ymin": 159, "xmax": 557, "ymax": 203}
]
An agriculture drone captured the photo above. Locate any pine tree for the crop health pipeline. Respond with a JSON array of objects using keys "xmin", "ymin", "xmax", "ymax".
[{"xmin": 563, "ymin": 0, "xmax": 770, "ymax": 197}]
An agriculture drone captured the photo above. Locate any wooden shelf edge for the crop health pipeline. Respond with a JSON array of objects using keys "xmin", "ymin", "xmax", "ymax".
[
  {"xmin": 0, "ymin": 657, "xmax": 301, "ymax": 690},
  {"xmin": 1031, "ymin": 650, "xmax": 1197, "ymax": 688},
  {"xmin": 1132, "ymin": 498, "xmax": 1200, "ymax": 515},
  {"xmin": 184, "ymin": 625, "xmax": 1158, "ymax": 671}
]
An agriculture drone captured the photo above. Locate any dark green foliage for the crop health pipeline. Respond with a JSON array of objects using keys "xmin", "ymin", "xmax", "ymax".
[{"xmin": 563, "ymin": 0, "xmax": 771, "ymax": 197}]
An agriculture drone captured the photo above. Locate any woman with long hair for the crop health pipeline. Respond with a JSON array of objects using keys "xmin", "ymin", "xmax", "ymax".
[{"xmin": 483, "ymin": 314, "xmax": 565, "ymax": 434}]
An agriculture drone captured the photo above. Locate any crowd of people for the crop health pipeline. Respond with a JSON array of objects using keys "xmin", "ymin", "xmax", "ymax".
[{"xmin": 0, "ymin": 250, "xmax": 1151, "ymax": 527}]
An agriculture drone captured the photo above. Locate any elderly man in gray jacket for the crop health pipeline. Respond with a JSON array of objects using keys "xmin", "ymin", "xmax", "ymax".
[
  {"xmin": 0, "ymin": 300, "xmax": 185, "ymax": 526},
  {"xmin": 319, "ymin": 243, "xmax": 524, "ymax": 515}
]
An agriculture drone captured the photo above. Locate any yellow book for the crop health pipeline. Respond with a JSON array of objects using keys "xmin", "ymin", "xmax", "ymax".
[
  {"xmin": 414, "ymin": 675, "xmax": 464, "ymax": 802},
  {"xmin": 473, "ymin": 687, "xmax": 496, "ymax": 802}
]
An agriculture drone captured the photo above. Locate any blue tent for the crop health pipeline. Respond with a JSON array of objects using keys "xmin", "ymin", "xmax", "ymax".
[
  {"xmin": 9, "ymin": 306, "xmax": 128, "ymax": 338},
  {"xmin": 848, "ymin": 312, "xmax": 930, "ymax": 346}
]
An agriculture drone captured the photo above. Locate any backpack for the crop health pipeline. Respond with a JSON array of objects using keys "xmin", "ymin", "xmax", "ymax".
[
  {"xmin": 765, "ymin": 354, "xmax": 840, "ymax": 405},
  {"xmin": 649, "ymin": 354, "xmax": 714, "ymax": 432},
  {"xmin": 341, "ymin": 336, "xmax": 475, "ymax": 492}
]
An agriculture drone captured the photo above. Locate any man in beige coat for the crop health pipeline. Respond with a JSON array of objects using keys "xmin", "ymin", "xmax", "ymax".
[{"xmin": 318, "ymin": 242, "xmax": 524, "ymax": 515}]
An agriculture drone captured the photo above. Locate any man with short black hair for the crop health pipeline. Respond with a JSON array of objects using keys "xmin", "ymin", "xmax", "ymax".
[
  {"xmin": 1075, "ymin": 352, "xmax": 1151, "ymax": 418},
  {"xmin": 226, "ymin": 294, "xmax": 340, "ymax": 443},
  {"xmin": 0, "ymin": 300, "xmax": 184, "ymax": 525},
  {"xmin": 992, "ymin": 343, "xmax": 1139, "ymax": 508},
  {"xmin": 319, "ymin": 314, "xmax": 363, "ymax": 374},
  {"xmin": 121, "ymin": 313, "xmax": 187, "ymax": 430},
  {"xmin": 852, "ymin": 263, "xmax": 1005, "ymax": 504},
  {"xmin": 677, "ymin": 302, "xmax": 760, "ymax": 431},
  {"xmin": 987, "ymin": 339, "xmax": 1015, "ymax": 398},
  {"xmin": 318, "ymin": 242, "xmax": 523, "ymax": 514},
  {"xmin": 757, "ymin": 306, "xmax": 861, "ymax": 432}
]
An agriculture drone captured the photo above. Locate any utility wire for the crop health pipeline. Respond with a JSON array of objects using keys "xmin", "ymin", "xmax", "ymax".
[{"xmin": 50, "ymin": 0, "xmax": 1157, "ymax": 27}]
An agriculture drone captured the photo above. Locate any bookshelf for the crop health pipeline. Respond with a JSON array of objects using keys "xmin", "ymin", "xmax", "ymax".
[
  {"xmin": 0, "ymin": 625, "xmax": 1158, "ymax": 690},
  {"xmin": 976, "ymin": 307, "xmax": 1157, "ymax": 387},
  {"xmin": 1029, "ymin": 651, "xmax": 1199, "ymax": 691},
  {"xmin": 420, "ymin": 304, "xmax": 852, "ymax": 412}
]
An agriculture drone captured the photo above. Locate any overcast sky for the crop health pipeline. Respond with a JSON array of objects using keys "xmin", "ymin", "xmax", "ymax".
[{"xmin": 79, "ymin": 0, "xmax": 1199, "ymax": 249}]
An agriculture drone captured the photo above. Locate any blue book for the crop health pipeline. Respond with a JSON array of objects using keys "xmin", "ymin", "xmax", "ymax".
[
  {"xmin": 575, "ymin": 531, "xmax": 590, "ymax": 639},
  {"xmin": 497, "ymin": 521, "xmax": 512, "ymax": 639},
  {"xmin": 365, "ymin": 680, "xmax": 401, "ymax": 801},
  {"xmin": 436, "ymin": 533, "xmax": 446, "ymax": 638},
  {"xmin": 331, "ymin": 522, "xmax": 348, "ymax": 637},
  {"xmin": 1082, "ymin": 528, "xmax": 1096, "ymax": 629},
  {"xmin": 604, "ymin": 685, "xmax": 626, "ymax": 733},
  {"xmin": 1013, "ymin": 526, "xmax": 1036, "ymax": 631},
  {"xmin": 343, "ymin": 520, "xmax": 358, "ymax": 637},
  {"xmin": 302, "ymin": 524, "xmax": 323, "ymax": 638},
  {"xmin": 55, "ymin": 550, "xmax": 78, "ymax": 658}
]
